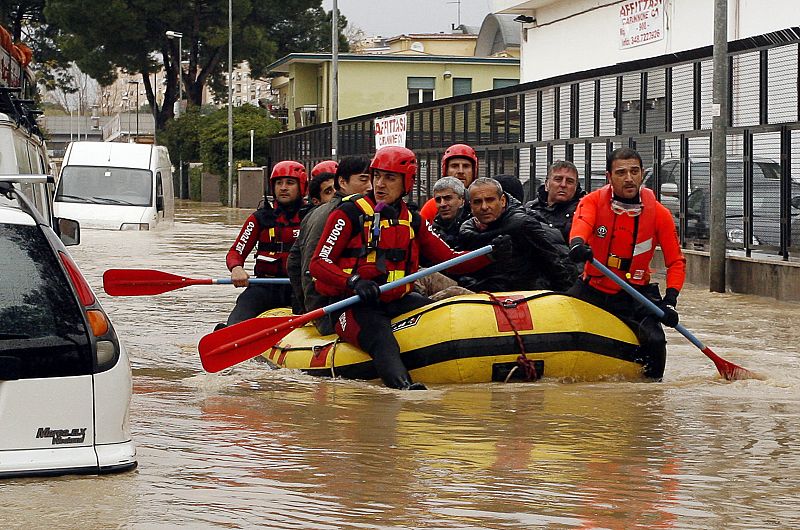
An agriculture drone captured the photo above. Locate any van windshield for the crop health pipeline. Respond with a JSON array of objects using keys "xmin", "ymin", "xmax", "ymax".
[{"xmin": 56, "ymin": 166, "xmax": 153, "ymax": 207}]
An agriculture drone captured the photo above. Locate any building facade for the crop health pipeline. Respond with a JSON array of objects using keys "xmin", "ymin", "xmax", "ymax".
[{"xmin": 493, "ymin": 0, "xmax": 800, "ymax": 82}]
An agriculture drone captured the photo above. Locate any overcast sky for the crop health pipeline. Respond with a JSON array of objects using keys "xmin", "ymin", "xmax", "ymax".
[{"xmin": 321, "ymin": 0, "xmax": 496, "ymax": 37}]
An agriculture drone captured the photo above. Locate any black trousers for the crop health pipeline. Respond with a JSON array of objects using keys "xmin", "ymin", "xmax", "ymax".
[
  {"xmin": 332, "ymin": 293, "xmax": 431, "ymax": 389},
  {"xmin": 226, "ymin": 283, "xmax": 294, "ymax": 326},
  {"xmin": 567, "ymin": 279, "xmax": 667, "ymax": 379}
]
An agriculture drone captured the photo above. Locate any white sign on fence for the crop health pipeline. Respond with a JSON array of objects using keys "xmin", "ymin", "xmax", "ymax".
[
  {"xmin": 374, "ymin": 113, "xmax": 407, "ymax": 150},
  {"xmin": 619, "ymin": 0, "xmax": 665, "ymax": 49}
]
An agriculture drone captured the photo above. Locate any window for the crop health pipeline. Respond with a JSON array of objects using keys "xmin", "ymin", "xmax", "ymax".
[
  {"xmin": 493, "ymin": 78, "xmax": 519, "ymax": 90},
  {"xmin": 0, "ymin": 223, "xmax": 92, "ymax": 378},
  {"xmin": 408, "ymin": 77, "xmax": 435, "ymax": 105},
  {"xmin": 453, "ymin": 78, "xmax": 472, "ymax": 97}
]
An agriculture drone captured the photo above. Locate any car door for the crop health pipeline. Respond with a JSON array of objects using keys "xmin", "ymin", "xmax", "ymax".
[{"xmin": 0, "ymin": 218, "xmax": 96, "ymax": 473}]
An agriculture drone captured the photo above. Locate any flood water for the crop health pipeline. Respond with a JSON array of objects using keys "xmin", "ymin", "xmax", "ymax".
[{"xmin": 2, "ymin": 200, "xmax": 800, "ymax": 529}]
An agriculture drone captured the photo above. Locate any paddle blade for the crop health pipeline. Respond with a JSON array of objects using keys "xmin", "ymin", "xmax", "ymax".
[
  {"xmin": 198, "ymin": 312, "xmax": 318, "ymax": 373},
  {"xmin": 103, "ymin": 269, "xmax": 208, "ymax": 296},
  {"xmin": 702, "ymin": 347, "xmax": 762, "ymax": 381}
]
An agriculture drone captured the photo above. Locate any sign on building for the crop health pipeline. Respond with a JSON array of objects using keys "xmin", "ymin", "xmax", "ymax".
[
  {"xmin": 619, "ymin": 0, "xmax": 665, "ymax": 49},
  {"xmin": 374, "ymin": 113, "xmax": 407, "ymax": 150}
]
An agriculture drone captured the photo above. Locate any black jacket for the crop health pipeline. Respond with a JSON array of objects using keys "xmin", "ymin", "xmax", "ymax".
[
  {"xmin": 524, "ymin": 184, "xmax": 586, "ymax": 242},
  {"xmin": 458, "ymin": 195, "xmax": 577, "ymax": 292},
  {"xmin": 430, "ymin": 206, "xmax": 469, "ymax": 250}
]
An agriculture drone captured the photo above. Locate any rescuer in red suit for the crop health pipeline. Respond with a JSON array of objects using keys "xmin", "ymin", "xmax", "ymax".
[
  {"xmin": 309, "ymin": 146, "xmax": 510, "ymax": 390},
  {"xmin": 567, "ymin": 147, "xmax": 686, "ymax": 379},
  {"xmin": 222, "ymin": 160, "xmax": 310, "ymax": 327}
]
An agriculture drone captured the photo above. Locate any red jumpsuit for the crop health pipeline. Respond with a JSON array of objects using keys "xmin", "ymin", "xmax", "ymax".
[{"xmin": 309, "ymin": 193, "xmax": 489, "ymax": 388}]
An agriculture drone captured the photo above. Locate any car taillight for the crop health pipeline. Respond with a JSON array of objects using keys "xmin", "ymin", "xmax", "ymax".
[{"xmin": 58, "ymin": 251, "xmax": 95, "ymax": 306}]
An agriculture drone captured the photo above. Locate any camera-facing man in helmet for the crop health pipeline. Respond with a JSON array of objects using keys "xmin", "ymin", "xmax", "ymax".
[
  {"xmin": 309, "ymin": 146, "xmax": 509, "ymax": 390},
  {"xmin": 220, "ymin": 160, "xmax": 310, "ymax": 328}
]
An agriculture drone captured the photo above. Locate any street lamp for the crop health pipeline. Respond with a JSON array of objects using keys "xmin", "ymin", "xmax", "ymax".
[
  {"xmin": 128, "ymin": 80, "xmax": 140, "ymax": 140},
  {"xmin": 165, "ymin": 30, "xmax": 183, "ymax": 118},
  {"xmin": 121, "ymin": 93, "xmax": 131, "ymax": 141}
]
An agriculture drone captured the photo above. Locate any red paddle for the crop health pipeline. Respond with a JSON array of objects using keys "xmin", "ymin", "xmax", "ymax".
[
  {"xmin": 103, "ymin": 269, "xmax": 290, "ymax": 296},
  {"xmin": 197, "ymin": 245, "xmax": 494, "ymax": 372},
  {"xmin": 591, "ymin": 258, "xmax": 760, "ymax": 381}
]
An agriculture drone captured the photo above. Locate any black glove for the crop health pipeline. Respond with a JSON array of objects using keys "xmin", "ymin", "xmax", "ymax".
[
  {"xmin": 489, "ymin": 234, "xmax": 513, "ymax": 262},
  {"xmin": 457, "ymin": 276, "xmax": 479, "ymax": 290},
  {"xmin": 656, "ymin": 287, "xmax": 680, "ymax": 327},
  {"xmin": 568, "ymin": 238, "xmax": 593, "ymax": 263},
  {"xmin": 347, "ymin": 274, "xmax": 381, "ymax": 305}
]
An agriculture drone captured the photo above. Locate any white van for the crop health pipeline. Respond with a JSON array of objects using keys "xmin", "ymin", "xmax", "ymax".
[{"xmin": 54, "ymin": 141, "xmax": 175, "ymax": 230}]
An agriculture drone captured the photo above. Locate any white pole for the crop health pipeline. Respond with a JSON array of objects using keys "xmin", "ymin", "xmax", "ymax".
[
  {"xmin": 228, "ymin": 0, "xmax": 235, "ymax": 207},
  {"xmin": 176, "ymin": 35, "xmax": 182, "ymax": 118},
  {"xmin": 331, "ymin": 0, "xmax": 338, "ymax": 159},
  {"xmin": 250, "ymin": 128, "xmax": 254, "ymax": 162}
]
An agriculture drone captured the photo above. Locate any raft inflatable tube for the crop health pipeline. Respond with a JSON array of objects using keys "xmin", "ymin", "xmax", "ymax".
[{"xmin": 260, "ymin": 291, "xmax": 647, "ymax": 384}]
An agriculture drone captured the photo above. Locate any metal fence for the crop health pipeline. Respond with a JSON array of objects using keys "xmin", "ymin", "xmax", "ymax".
[{"xmin": 270, "ymin": 27, "xmax": 800, "ymax": 259}]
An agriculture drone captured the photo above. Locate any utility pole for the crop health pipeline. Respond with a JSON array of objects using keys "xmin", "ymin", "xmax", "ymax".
[
  {"xmin": 228, "ymin": 0, "xmax": 235, "ymax": 207},
  {"xmin": 331, "ymin": 0, "xmax": 339, "ymax": 159},
  {"xmin": 710, "ymin": 0, "xmax": 728, "ymax": 292}
]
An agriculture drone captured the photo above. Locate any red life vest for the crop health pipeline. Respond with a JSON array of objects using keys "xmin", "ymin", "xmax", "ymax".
[
  {"xmin": 252, "ymin": 206, "xmax": 302, "ymax": 277},
  {"xmin": 583, "ymin": 186, "xmax": 658, "ymax": 294},
  {"xmin": 336, "ymin": 195, "xmax": 420, "ymax": 302}
]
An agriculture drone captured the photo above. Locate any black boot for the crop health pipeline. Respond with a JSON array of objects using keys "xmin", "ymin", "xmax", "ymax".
[{"xmin": 398, "ymin": 380, "xmax": 428, "ymax": 390}]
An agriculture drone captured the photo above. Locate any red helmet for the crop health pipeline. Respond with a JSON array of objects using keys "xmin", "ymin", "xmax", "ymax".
[
  {"xmin": 370, "ymin": 146, "xmax": 417, "ymax": 194},
  {"xmin": 311, "ymin": 160, "xmax": 339, "ymax": 177},
  {"xmin": 270, "ymin": 160, "xmax": 308, "ymax": 196},
  {"xmin": 441, "ymin": 143, "xmax": 478, "ymax": 180}
]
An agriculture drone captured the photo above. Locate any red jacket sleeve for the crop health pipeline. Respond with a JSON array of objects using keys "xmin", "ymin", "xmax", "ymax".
[
  {"xmin": 419, "ymin": 198, "xmax": 438, "ymax": 222},
  {"xmin": 417, "ymin": 219, "xmax": 491, "ymax": 273},
  {"xmin": 308, "ymin": 207, "xmax": 359, "ymax": 297},
  {"xmin": 226, "ymin": 213, "xmax": 260, "ymax": 271},
  {"xmin": 568, "ymin": 192, "xmax": 598, "ymax": 243},
  {"xmin": 654, "ymin": 203, "xmax": 686, "ymax": 292}
]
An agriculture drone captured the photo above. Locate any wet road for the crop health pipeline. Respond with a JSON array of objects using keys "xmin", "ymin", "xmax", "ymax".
[{"xmin": 2, "ymin": 200, "xmax": 799, "ymax": 529}]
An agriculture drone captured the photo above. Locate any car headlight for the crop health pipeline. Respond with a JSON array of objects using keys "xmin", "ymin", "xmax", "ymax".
[
  {"xmin": 120, "ymin": 223, "xmax": 150, "ymax": 231},
  {"xmin": 726, "ymin": 228, "xmax": 760, "ymax": 245}
]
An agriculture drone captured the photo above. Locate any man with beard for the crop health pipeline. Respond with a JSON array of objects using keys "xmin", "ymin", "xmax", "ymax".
[{"xmin": 221, "ymin": 160, "xmax": 310, "ymax": 327}]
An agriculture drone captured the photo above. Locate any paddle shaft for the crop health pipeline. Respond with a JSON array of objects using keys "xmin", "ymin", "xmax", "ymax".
[
  {"xmin": 589, "ymin": 257, "xmax": 760, "ymax": 381},
  {"xmin": 590, "ymin": 258, "xmax": 704, "ymax": 348},
  {"xmin": 214, "ymin": 278, "xmax": 290, "ymax": 285},
  {"xmin": 198, "ymin": 245, "xmax": 494, "ymax": 372}
]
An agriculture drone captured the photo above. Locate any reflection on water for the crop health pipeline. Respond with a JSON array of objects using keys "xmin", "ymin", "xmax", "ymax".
[{"xmin": 1, "ymin": 200, "xmax": 798, "ymax": 528}]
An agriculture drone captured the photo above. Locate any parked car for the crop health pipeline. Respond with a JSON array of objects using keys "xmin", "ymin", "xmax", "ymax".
[
  {"xmin": 0, "ymin": 176, "xmax": 136, "ymax": 478},
  {"xmin": 646, "ymin": 158, "xmax": 800, "ymax": 247}
]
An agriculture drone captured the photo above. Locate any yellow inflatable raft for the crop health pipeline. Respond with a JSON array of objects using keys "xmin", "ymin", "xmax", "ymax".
[{"xmin": 259, "ymin": 291, "xmax": 648, "ymax": 384}]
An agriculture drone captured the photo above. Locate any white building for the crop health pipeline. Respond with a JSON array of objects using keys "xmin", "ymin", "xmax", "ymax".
[{"xmin": 493, "ymin": 0, "xmax": 800, "ymax": 82}]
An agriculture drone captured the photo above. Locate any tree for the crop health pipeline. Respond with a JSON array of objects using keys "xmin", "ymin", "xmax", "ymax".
[
  {"xmin": 197, "ymin": 104, "xmax": 281, "ymax": 175},
  {"xmin": 43, "ymin": 0, "xmax": 349, "ymax": 131}
]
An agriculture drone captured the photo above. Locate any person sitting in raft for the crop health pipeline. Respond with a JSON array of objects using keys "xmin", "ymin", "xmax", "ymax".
[
  {"xmin": 306, "ymin": 169, "xmax": 336, "ymax": 207},
  {"xmin": 457, "ymin": 177, "xmax": 577, "ymax": 293},
  {"xmin": 288, "ymin": 156, "xmax": 373, "ymax": 332},
  {"xmin": 419, "ymin": 143, "xmax": 480, "ymax": 221},
  {"xmin": 429, "ymin": 176, "xmax": 467, "ymax": 249},
  {"xmin": 220, "ymin": 160, "xmax": 311, "ymax": 328},
  {"xmin": 308, "ymin": 146, "xmax": 511, "ymax": 390},
  {"xmin": 567, "ymin": 147, "xmax": 686, "ymax": 380},
  {"xmin": 525, "ymin": 160, "xmax": 586, "ymax": 243}
]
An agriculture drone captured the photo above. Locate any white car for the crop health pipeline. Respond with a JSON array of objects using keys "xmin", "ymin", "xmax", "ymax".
[{"xmin": 0, "ymin": 176, "xmax": 136, "ymax": 478}]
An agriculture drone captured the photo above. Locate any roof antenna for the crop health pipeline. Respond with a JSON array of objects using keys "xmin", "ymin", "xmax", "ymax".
[{"xmin": 447, "ymin": 0, "xmax": 461, "ymax": 29}]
